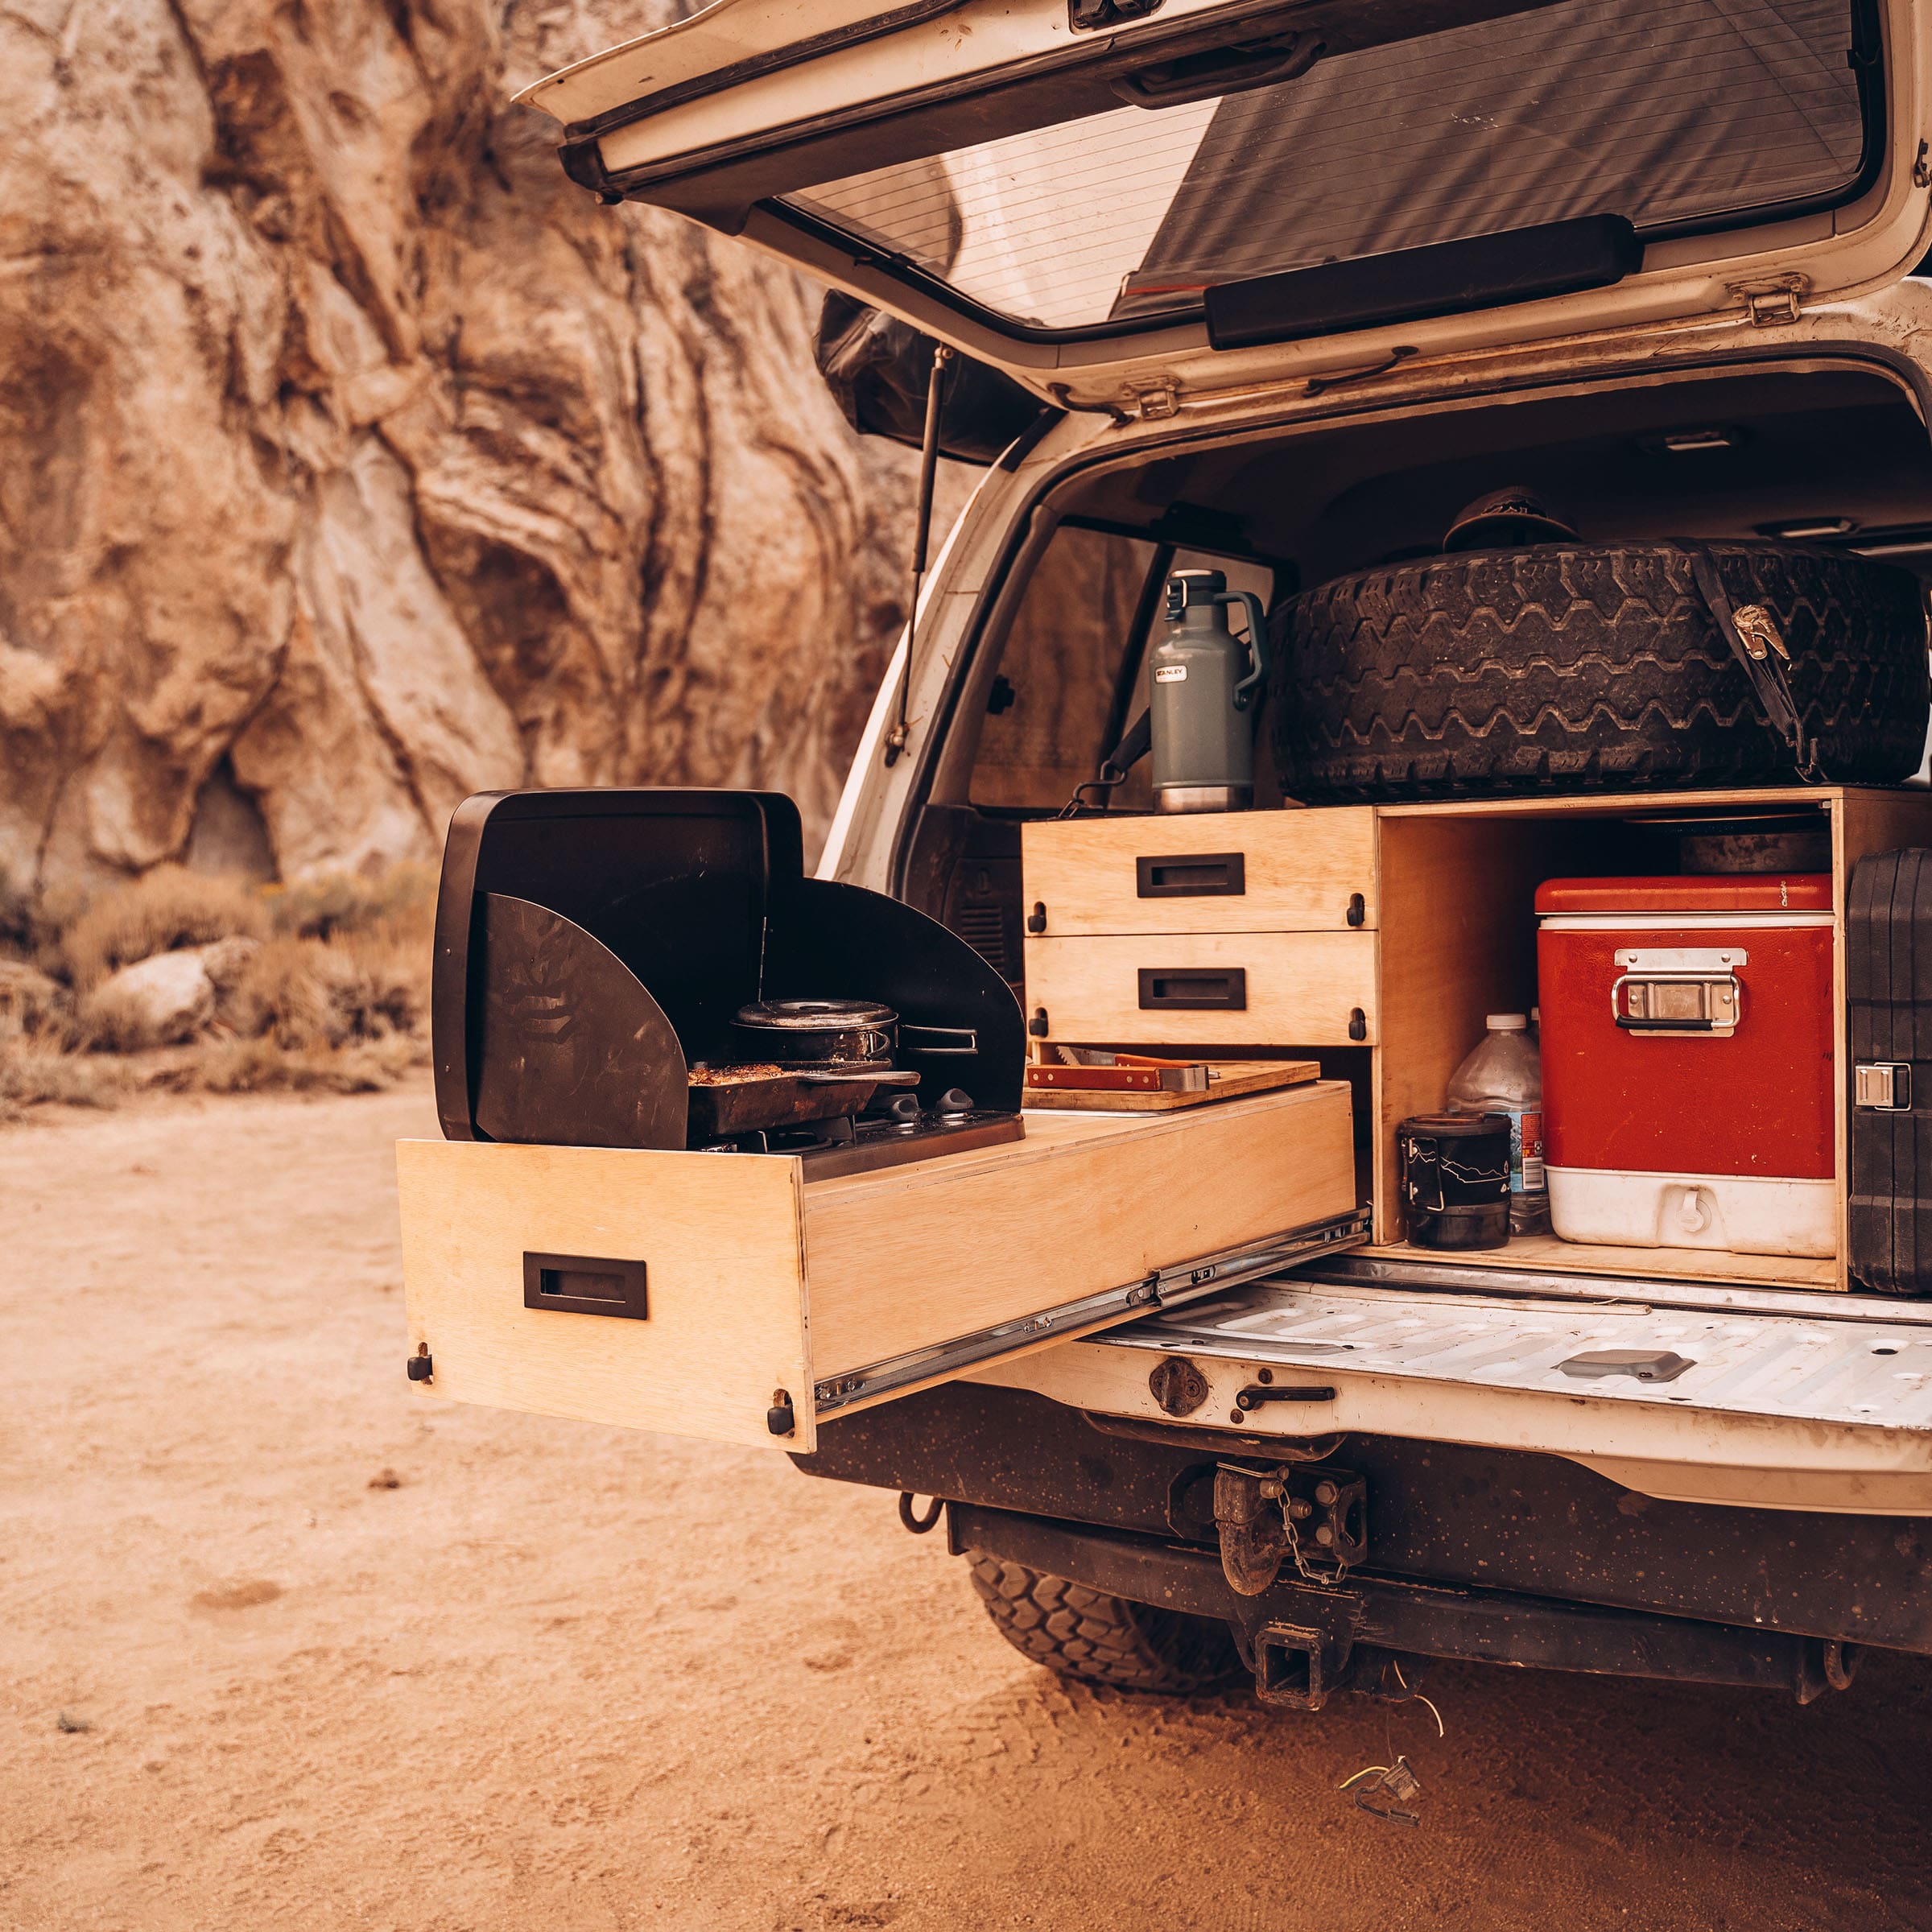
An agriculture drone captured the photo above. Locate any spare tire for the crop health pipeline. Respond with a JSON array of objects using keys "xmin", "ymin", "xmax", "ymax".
[{"xmin": 1269, "ymin": 541, "xmax": 1930, "ymax": 803}]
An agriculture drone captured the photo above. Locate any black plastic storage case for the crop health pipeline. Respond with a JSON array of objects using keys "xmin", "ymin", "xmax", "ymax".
[{"xmin": 1847, "ymin": 847, "xmax": 1932, "ymax": 1292}]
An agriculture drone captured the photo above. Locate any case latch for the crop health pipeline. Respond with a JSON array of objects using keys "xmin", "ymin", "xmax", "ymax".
[
  {"xmin": 1855, "ymin": 1062, "xmax": 1913, "ymax": 1111},
  {"xmin": 1611, "ymin": 947, "xmax": 1744, "ymax": 1037}
]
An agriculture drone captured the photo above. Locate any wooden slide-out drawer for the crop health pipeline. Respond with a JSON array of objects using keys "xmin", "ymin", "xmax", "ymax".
[
  {"xmin": 1022, "ymin": 809, "xmax": 1376, "ymax": 937},
  {"xmin": 1025, "ymin": 931, "xmax": 1377, "ymax": 1046},
  {"xmin": 397, "ymin": 1083, "xmax": 1358, "ymax": 1454}
]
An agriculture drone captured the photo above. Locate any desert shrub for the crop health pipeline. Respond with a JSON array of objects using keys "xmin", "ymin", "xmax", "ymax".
[
  {"xmin": 0, "ymin": 962, "xmax": 74, "ymax": 1043},
  {"xmin": 221, "ymin": 924, "xmax": 429, "ymax": 1051},
  {"xmin": 0, "ymin": 1042, "xmax": 128, "ymax": 1115},
  {"xmin": 195, "ymin": 1032, "xmax": 427, "ymax": 1095},
  {"xmin": 62, "ymin": 866, "xmax": 268, "ymax": 991},
  {"xmin": 266, "ymin": 862, "xmax": 436, "ymax": 941}
]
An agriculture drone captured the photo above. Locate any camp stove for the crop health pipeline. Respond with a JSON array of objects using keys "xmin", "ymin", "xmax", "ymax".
[
  {"xmin": 696, "ymin": 1086, "xmax": 1022, "ymax": 1176},
  {"xmin": 431, "ymin": 788, "xmax": 1026, "ymax": 1166}
]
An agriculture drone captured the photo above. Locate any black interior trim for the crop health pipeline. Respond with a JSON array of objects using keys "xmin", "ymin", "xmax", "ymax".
[{"xmin": 1205, "ymin": 214, "xmax": 1645, "ymax": 350}]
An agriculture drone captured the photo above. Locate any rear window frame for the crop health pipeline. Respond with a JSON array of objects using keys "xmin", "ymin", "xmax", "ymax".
[{"xmin": 757, "ymin": 0, "xmax": 1888, "ymax": 345}]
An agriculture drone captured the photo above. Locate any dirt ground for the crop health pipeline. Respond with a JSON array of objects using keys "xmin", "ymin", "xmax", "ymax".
[{"xmin": 5, "ymin": 1088, "xmax": 1932, "ymax": 1932}]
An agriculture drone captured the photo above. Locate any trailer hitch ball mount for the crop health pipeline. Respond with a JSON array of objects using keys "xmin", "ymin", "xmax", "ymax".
[{"xmin": 1212, "ymin": 1462, "xmax": 1367, "ymax": 1598}]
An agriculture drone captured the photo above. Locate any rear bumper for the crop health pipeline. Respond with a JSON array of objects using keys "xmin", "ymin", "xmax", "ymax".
[
  {"xmin": 949, "ymin": 1503, "xmax": 1845, "ymax": 1703},
  {"xmin": 795, "ymin": 1381, "xmax": 1932, "ymax": 1656}
]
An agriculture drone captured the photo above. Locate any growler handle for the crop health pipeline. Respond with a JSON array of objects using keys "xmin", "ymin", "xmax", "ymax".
[{"xmin": 1219, "ymin": 590, "xmax": 1269, "ymax": 711}]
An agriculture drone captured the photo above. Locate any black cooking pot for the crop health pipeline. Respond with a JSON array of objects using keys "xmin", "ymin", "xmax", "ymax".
[
  {"xmin": 732, "ymin": 998, "xmax": 898, "ymax": 1069},
  {"xmin": 1397, "ymin": 1112, "xmax": 1512, "ymax": 1251}
]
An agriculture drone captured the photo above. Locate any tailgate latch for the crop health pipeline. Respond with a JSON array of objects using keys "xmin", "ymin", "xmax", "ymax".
[{"xmin": 1856, "ymin": 1062, "xmax": 1913, "ymax": 1111}]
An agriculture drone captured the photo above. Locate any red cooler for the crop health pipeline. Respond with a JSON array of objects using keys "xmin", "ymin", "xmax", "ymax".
[{"xmin": 1534, "ymin": 876, "xmax": 1835, "ymax": 1257}]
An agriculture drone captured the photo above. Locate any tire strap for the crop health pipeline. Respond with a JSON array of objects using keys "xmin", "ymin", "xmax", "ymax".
[
  {"xmin": 1059, "ymin": 706, "xmax": 1151, "ymax": 815},
  {"xmin": 1689, "ymin": 548, "xmax": 1820, "ymax": 781}
]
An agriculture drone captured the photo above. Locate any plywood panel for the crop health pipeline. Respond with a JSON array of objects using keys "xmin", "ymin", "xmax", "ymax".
[
  {"xmin": 1022, "ymin": 808, "xmax": 1377, "ymax": 935},
  {"xmin": 1373, "ymin": 813, "xmax": 1572, "ymax": 1243},
  {"xmin": 1023, "ymin": 931, "xmax": 1377, "ymax": 1046},
  {"xmin": 803, "ymin": 1082, "xmax": 1358, "ymax": 1377},
  {"xmin": 1356, "ymin": 1236, "xmax": 1839, "ymax": 1290},
  {"xmin": 398, "ymin": 1140, "xmax": 815, "ymax": 1451}
]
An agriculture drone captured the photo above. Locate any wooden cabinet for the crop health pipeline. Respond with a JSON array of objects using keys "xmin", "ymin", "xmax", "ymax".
[
  {"xmin": 1022, "ymin": 810, "xmax": 1377, "ymax": 936},
  {"xmin": 398, "ymin": 1081, "xmax": 1359, "ymax": 1451},
  {"xmin": 1023, "ymin": 931, "xmax": 1377, "ymax": 1046},
  {"xmin": 1023, "ymin": 787, "xmax": 1932, "ymax": 1293}
]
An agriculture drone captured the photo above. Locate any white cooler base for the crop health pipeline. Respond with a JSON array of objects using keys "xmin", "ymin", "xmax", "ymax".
[{"xmin": 1546, "ymin": 1166, "xmax": 1838, "ymax": 1258}]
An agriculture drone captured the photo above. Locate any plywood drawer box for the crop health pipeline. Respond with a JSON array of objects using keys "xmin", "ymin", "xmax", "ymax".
[
  {"xmin": 1022, "ymin": 809, "xmax": 1376, "ymax": 937},
  {"xmin": 398, "ymin": 1081, "xmax": 1359, "ymax": 1453},
  {"xmin": 1024, "ymin": 931, "xmax": 1377, "ymax": 1046}
]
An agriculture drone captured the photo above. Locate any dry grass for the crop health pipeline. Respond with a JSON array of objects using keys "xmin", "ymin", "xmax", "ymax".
[
  {"xmin": 0, "ymin": 1044, "xmax": 129, "ymax": 1121},
  {"xmin": 62, "ymin": 866, "xmax": 268, "ymax": 992},
  {"xmin": 0, "ymin": 860, "xmax": 436, "ymax": 1115}
]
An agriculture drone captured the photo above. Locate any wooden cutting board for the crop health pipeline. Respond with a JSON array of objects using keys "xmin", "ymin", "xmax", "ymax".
[{"xmin": 1022, "ymin": 1059, "xmax": 1320, "ymax": 1112}]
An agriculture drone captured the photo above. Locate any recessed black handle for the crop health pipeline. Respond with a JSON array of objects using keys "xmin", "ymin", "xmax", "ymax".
[
  {"xmin": 1139, "ymin": 968, "xmax": 1247, "ymax": 1011},
  {"xmin": 1137, "ymin": 852, "xmax": 1246, "ymax": 898},
  {"xmin": 1235, "ymin": 1384, "xmax": 1335, "ymax": 1409},
  {"xmin": 523, "ymin": 1252, "xmax": 648, "ymax": 1320}
]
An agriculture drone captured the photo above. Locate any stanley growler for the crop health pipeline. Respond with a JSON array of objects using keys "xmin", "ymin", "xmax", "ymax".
[{"xmin": 1150, "ymin": 569, "xmax": 1269, "ymax": 813}]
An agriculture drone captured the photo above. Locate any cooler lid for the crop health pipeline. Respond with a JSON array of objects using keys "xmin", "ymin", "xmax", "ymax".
[{"xmin": 1536, "ymin": 874, "xmax": 1834, "ymax": 914}]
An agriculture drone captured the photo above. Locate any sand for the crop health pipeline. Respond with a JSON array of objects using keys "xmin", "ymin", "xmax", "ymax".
[{"xmin": 4, "ymin": 1087, "xmax": 1931, "ymax": 1930}]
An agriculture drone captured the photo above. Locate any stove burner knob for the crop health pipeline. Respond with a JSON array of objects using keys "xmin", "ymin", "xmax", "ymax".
[
  {"xmin": 937, "ymin": 1088, "xmax": 975, "ymax": 1117},
  {"xmin": 880, "ymin": 1093, "xmax": 922, "ymax": 1124}
]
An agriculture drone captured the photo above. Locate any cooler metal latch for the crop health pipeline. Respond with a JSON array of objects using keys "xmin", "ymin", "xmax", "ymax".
[
  {"xmin": 1611, "ymin": 947, "xmax": 1744, "ymax": 1038},
  {"xmin": 1855, "ymin": 1062, "xmax": 1913, "ymax": 1112}
]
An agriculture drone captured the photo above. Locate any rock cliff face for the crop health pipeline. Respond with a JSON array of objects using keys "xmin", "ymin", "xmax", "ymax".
[{"xmin": 2, "ymin": 0, "xmax": 932, "ymax": 892}]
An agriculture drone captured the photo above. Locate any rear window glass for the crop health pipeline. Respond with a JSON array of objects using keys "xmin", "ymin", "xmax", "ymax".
[{"xmin": 786, "ymin": 0, "xmax": 1869, "ymax": 331}]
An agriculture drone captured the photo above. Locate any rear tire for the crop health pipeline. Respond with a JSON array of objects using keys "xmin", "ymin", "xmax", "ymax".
[
  {"xmin": 965, "ymin": 1550, "xmax": 1241, "ymax": 1693},
  {"xmin": 1269, "ymin": 540, "xmax": 1930, "ymax": 803}
]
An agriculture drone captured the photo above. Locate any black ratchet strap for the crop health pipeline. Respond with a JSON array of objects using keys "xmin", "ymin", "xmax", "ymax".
[
  {"xmin": 1689, "ymin": 548, "xmax": 1819, "ymax": 781},
  {"xmin": 1061, "ymin": 707, "xmax": 1152, "ymax": 816}
]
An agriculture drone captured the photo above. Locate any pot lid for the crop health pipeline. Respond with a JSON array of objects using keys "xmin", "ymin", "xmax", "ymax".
[{"xmin": 734, "ymin": 997, "xmax": 899, "ymax": 1027}]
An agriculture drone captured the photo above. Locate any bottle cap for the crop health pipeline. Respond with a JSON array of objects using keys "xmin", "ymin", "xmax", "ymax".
[{"xmin": 1486, "ymin": 1013, "xmax": 1528, "ymax": 1030}]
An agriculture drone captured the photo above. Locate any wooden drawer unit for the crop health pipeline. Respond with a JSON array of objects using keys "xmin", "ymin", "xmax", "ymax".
[
  {"xmin": 398, "ymin": 1082, "xmax": 1360, "ymax": 1452},
  {"xmin": 1024, "ymin": 931, "xmax": 1377, "ymax": 1046},
  {"xmin": 1022, "ymin": 809, "xmax": 1376, "ymax": 937}
]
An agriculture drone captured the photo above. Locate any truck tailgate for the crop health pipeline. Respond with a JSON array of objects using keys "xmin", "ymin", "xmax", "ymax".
[{"xmin": 971, "ymin": 1260, "xmax": 1932, "ymax": 1514}]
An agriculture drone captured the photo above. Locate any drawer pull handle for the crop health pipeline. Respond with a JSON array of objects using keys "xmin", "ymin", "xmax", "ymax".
[
  {"xmin": 1136, "ymin": 852, "xmax": 1247, "ymax": 898},
  {"xmin": 1138, "ymin": 968, "xmax": 1247, "ymax": 1010},
  {"xmin": 1026, "ymin": 902, "xmax": 1047, "ymax": 933},
  {"xmin": 767, "ymin": 1390, "xmax": 797, "ymax": 1437},
  {"xmin": 1348, "ymin": 1007, "xmax": 1367, "ymax": 1041},
  {"xmin": 1347, "ymin": 893, "xmax": 1365, "ymax": 927},
  {"xmin": 523, "ymin": 1252, "xmax": 649, "ymax": 1321}
]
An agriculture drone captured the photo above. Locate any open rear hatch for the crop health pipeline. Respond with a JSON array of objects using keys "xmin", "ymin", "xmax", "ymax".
[{"xmin": 519, "ymin": 0, "xmax": 1929, "ymax": 400}]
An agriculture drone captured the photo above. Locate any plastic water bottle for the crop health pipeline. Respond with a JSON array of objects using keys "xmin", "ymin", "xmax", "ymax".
[{"xmin": 1446, "ymin": 1013, "xmax": 1549, "ymax": 1236}]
